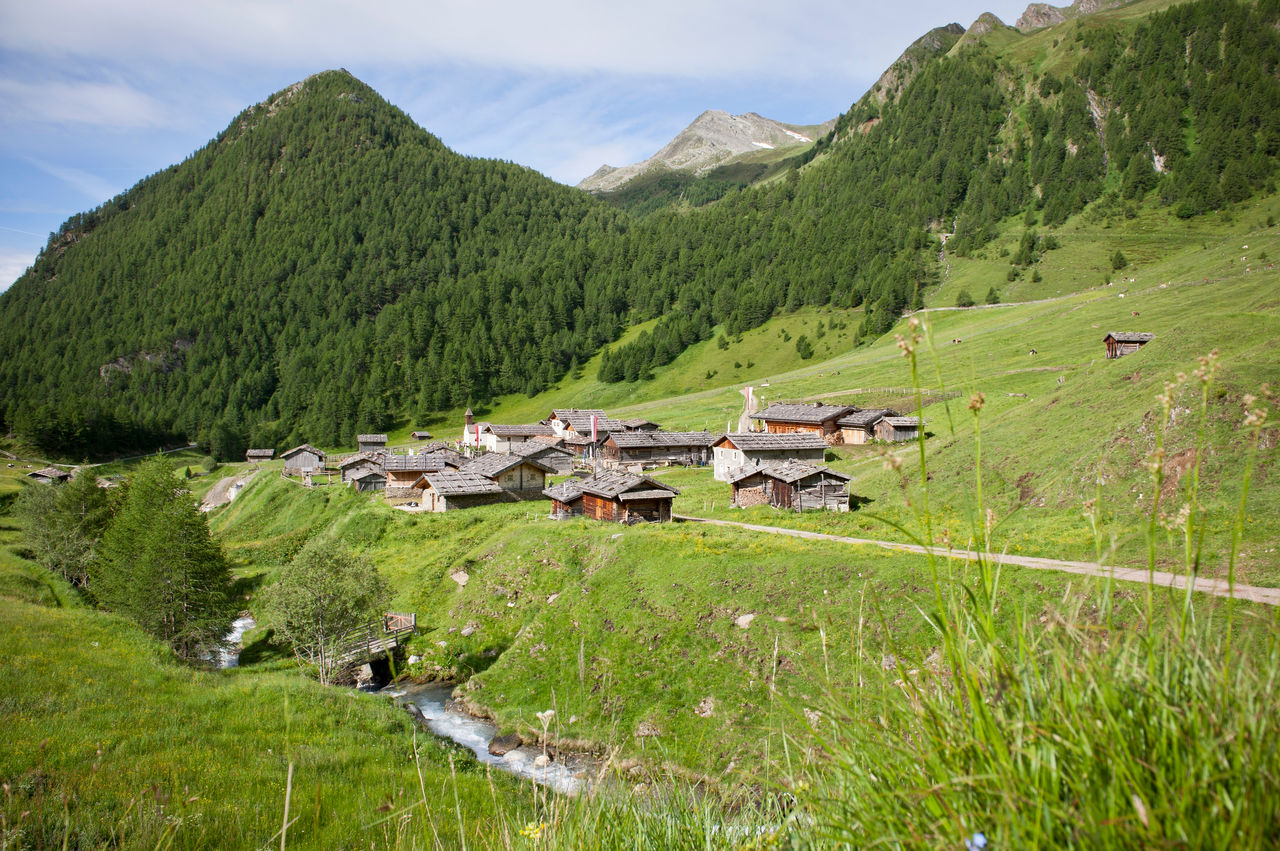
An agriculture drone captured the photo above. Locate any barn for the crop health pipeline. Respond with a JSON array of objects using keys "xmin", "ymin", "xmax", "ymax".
[
  {"xmin": 711, "ymin": 432, "xmax": 828, "ymax": 481},
  {"xmin": 337, "ymin": 451, "xmax": 385, "ymax": 484},
  {"xmin": 601, "ymin": 431, "xmax": 718, "ymax": 470},
  {"xmin": 281, "ymin": 444, "xmax": 326, "ymax": 474},
  {"xmin": 357, "ymin": 434, "xmax": 388, "ymax": 453},
  {"xmin": 351, "ymin": 471, "xmax": 386, "ymax": 492},
  {"xmin": 874, "ymin": 416, "xmax": 925, "ymax": 443},
  {"xmin": 727, "ymin": 461, "xmax": 851, "ymax": 512},
  {"xmin": 577, "ymin": 471, "xmax": 680, "ymax": 523},
  {"xmin": 245, "ymin": 448, "xmax": 275, "ymax": 465},
  {"xmin": 1103, "ymin": 331, "xmax": 1155, "ymax": 358}
]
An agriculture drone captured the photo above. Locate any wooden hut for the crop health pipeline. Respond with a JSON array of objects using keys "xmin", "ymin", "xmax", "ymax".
[
  {"xmin": 619, "ymin": 418, "xmax": 661, "ymax": 432},
  {"xmin": 836, "ymin": 410, "xmax": 895, "ymax": 445},
  {"xmin": 245, "ymin": 448, "xmax": 275, "ymax": 465},
  {"xmin": 351, "ymin": 471, "xmax": 386, "ymax": 493},
  {"xmin": 577, "ymin": 471, "xmax": 680, "ymax": 523},
  {"xmin": 601, "ymin": 431, "xmax": 718, "ymax": 470},
  {"xmin": 1103, "ymin": 332, "xmax": 1154, "ymax": 359},
  {"xmin": 874, "ymin": 416, "xmax": 924, "ymax": 443},
  {"xmin": 727, "ymin": 462, "xmax": 851, "ymax": 512},
  {"xmin": 410, "ymin": 431, "xmax": 433, "ymax": 440},
  {"xmin": 749, "ymin": 403, "xmax": 856, "ymax": 437},
  {"xmin": 463, "ymin": 452, "xmax": 553, "ymax": 499},
  {"xmin": 27, "ymin": 467, "xmax": 71, "ymax": 484},
  {"xmin": 383, "ymin": 454, "xmax": 447, "ymax": 498},
  {"xmin": 418, "ymin": 442, "xmax": 466, "ymax": 469},
  {"xmin": 412, "ymin": 471, "xmax": 510, "ymax": 512},
  {"xmin": 356, "ymin": 433, "xmax": 388, "ymax": 453},
  {"xmin": 511, "ymin": 441, "xmax": 576, "ymax": 475},
  {"xmin": 281, "ymin": 444, "xmax": 326, "ymax": 474},
  {"xmin": 711, "ymin": 432, "xmax": 827, "ymax": 481},
  {"xmin": 544, "ymin": 478, "xmax": 585, "ymax": 517},
  {"xmin": 338, "ymin": 451, "xmax": 385, "ymax": 484}
]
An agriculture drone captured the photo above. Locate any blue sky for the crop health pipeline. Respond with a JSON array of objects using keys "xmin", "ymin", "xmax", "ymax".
[{"xmin": 0, "ymin": 0, "xmax": 1033, "ymax": 290}]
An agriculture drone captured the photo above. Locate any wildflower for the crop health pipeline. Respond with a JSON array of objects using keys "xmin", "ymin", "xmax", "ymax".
[
  {"xmin": 520, "ymin": 821, "xmax": 548, "ymax": 840},
  {"xmin": 966, "ymin": 832, "xmax": 988, "ymax": 851},
  {"xmin": 1244, "ymin": 408, "xmax": 1268, "ymax": 429},
  {"xmin": 968, "ymin": 392, "xmax": 985, "ymax": 413}
]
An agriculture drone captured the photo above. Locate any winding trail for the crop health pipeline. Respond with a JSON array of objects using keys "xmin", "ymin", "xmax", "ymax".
[{"xmin": 674, "ymin": 515, "xmax": 1280, "ymax": 606}]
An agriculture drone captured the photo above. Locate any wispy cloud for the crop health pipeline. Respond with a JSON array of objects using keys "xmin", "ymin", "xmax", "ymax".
[
  {"xmin": 0, "ymin": 77, "xmax": 165, "ymax": 127},
  {"xmin": 25, "ymin": 158, "xmax": 122, "ymax": 202},
  {"xmin": 0, "ymin": 249, "xmax": 34, "ymax": 291}
]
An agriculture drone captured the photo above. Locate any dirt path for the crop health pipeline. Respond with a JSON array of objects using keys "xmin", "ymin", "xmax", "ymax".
[
  {"xmin": 674, "ymin": 515, "xmax": 1280, "ymax": 606},
  {"xmin": 201, "ymin": 471, "xmax": 256, "ymax": 512}
]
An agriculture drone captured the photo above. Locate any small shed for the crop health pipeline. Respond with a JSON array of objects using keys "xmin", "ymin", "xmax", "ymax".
[
  {"xmin": 337, "ymin": 451, "xmax": 385, "ymax": 484},
  {"xmin": 601, "ymin": 431, "xmax": 719, "ymax": 470},
  {"xmin": 875, "ymin": 416, "xmax": 924, "ymax": 443},
  {"xmin": 282, "ymin": 444, "xmax": 326, "ymax": 474},
  {"xmin": 410, "ymin": 431, "xmax": 433, "ymax": 440},
  {"xmin": 511, "ymin": 441, "xmax": 576, "ymax": 475},
  {"xmin": 245, "ymin": 448, "xmax": 275, "ymax": 465},
  {"xmin": 27, "ymin": 467, "xmax": 71, "ymax": 484},
  {"xmin": 619, "ymin": 418, "xmax": 662, "ymax": 432},
  {"xmin": 383, "ymin": 454, "xmax": 447, "ymax": 498},
  {"xmin": 1104, "ymin": 332, "xmax": 1154, "ymax": 359},
  {"xmin": 711, "ymin": 432, "xmax": 828, "ymax": 481},
  {"xmin": 463, "ymin": 452, "xmax": 554, "ymax": 498},
  {"xmin": 412, "ymin": 470, "xmax": 511, "ymax": 512},
  {"xmin": 544, "ymin": 478, "xmax": 585, "ymax": 517},
  {"xmin": 351, "ymin": 471, "xmax": 386, "ymax": 492},
  {"xmin": 837, "ymin": 410, "xmax": 895, "ymax": 445},
  {"xmin": 578, "ymin": 471, "xmax": 680, "ymax": 523},
  {"xmin": 357, "ymin": 434, "xmax": 388, "ymax": 453},
  {"xmin": 750, "ymin": 403, "xmax": 857, "ymax": 437},
  {"xmin": 727, "ymin": 462, "xmax": 851, "ymax": 512}
]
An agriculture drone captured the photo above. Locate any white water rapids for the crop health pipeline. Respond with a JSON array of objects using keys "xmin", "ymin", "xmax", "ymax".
[{"xmin": 217, "ymin": 615, "xmax": 257, "ymax": 668}]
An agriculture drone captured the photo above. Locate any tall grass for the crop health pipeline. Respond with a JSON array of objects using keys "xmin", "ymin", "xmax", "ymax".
[{"xmin": 793, "ymin": 322, "xmax": 1280, "ymax": 848}]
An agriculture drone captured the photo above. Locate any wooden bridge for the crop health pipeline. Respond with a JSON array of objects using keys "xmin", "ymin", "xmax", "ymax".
[{"xmin": 334, "ymin": 612, "xmax": 417, "ymax": 668}]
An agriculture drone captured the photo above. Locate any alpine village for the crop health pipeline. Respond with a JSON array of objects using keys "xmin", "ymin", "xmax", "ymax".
[{"xmin": 2, "ymin": 0, "xmax": 1280, "ymax": 847}]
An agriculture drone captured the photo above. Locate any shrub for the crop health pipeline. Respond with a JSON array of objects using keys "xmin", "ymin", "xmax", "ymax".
[{"xmin": 955, "ymin": 290, "xmax": 976, "ymax": 308}]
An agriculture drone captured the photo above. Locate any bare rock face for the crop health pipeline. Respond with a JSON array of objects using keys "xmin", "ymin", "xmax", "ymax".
[
  {"xmin": 1015, "ymin": 0, "xmax": 1125, "ymax": 32},
  {"xmin": 578, "ymin": 110, "xmax": 833, "ymax": 193},
  {"xmin": 867, "ymin": 23, "xmax": 966, "ymax": 106}
]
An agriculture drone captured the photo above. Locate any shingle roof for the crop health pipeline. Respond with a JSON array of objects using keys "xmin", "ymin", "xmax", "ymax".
[
  {"xmin": 356, "ymin": 434, "xmax": 388, "ymax": 443},
  {"xmin": 28, "ymin": 467, "xmax": 70, "ymax": 481},
  {"xmin": 464, "ymin": 452, "xmax": 554, "ymax": 479},
  {"xmin": 836, "ymin": 409, "xmax": 896, "ymax": 428},
  {"xmin": 511, "ymin": 442, "xmax": 574, "ymax": 459},
  {"xmin": 410, "ymin": 431, "xmax": 433, "ymax": 439},
  {"xmin": 416, "ymin": 471, "xmax": 505, "ymax": 496},
  {"xmin": 483, "ymin": 423, "xmax": 555, "ymax": 438},
  {"xmin": 606, "ymin": 431, "xmax": 720, "ymax": 449},
  {"xmin": 352, "ymin": 471, "xmax": 386, "ymax": 482},
  {"xmin": 246, "ymin": 448, "xmax": 275, "ymax": 460},
  {"xmin": 337, "ymin": 451, "xmax": 384, "ymax": 469},
  {"xmin": 727, "ymin": 461, "xmax": 851, "ymax": 485},
  {"xmin": 420, "ymin": 446, "xmax": 465, "ymax": 468},
  {"xmin": 543, "ymin": 479, "xmax": 585, "ymax": 503},
  {"xmin": 714, "ymin": 432, "xmax": 828, "ymax": 452},
  {"xmin": 282, "ymin": 444, "xmax": 325, "ymax": 460},
  {"xmin": 551, "ymin": 409, "xmax": 624, "ymax": 433},
  {"xmin": 1104, "ymin": 331, "xmax": 1155, "ymax": 343},
  {"xmin": 750, "ymin": 403, "xmax": 857, "ymax": 425},
  {"xmin": 619, "ymin": 418, "xmax": 661, "ymax": 429},
  {"xmin": 882, "ymin": 416, "xmax": 924, "ymax": 428},
  {"xmin": 383, "ymin": 454, "xmax": 446, "ymax": 473},
  {"xmin": 578, "ymin": 470, "xmax": 680, "ymax": 499}
]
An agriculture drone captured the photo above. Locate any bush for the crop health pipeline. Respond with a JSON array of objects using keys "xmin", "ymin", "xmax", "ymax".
[
  {"xmin": 955, "ymin": 290, "xmax": 976, "ymax": 308},
  {"xmin": 985, "ymin": 287, "xmax": 1000, "ymax": 304}
]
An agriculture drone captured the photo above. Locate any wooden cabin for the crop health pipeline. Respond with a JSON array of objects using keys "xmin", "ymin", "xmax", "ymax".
[
  {"xmin": 511, "ymin": 441, "xmax": 576, "ymax": 475},
  {"xmin": 601, "ymin": 431, "xmax": 718, "ymax": 471},
  {"xmin": 351, "ymin": 471, "xmax": 386, "ymax": 493},
  {"xmin": 282, "ymin": 444, "xmax": 326, "ymax": 474},
  {"xmin": 463, "ymin": 452, "xmax": 553, "ymax": 499},
  {"xmin": 356, "ymin": 434, "xmax": 388, "ymax": 453},
  {"xmin": 547, "ymin": 409, "xmax": 624, "ymax": 439},
  {"xmin": 383, "ymin": 454, "xmax": 447, "ymax": 498},
  {"xmin": 410, "ymin": 431, "xmax": 433, "ymax": 441},
  {"xmin": 337, "ymin": 452, "xmax": 385, "ymax": 484},
  {"xmin": 544, "ymin": 478, "xmax": 585, "ymax": 517},
  {"xmin": 750, "ymin": 403, "xmax": 857, "ymax": 437},
  {"xmin": 875, "ymin": 416, "xmax": 924, "ymax": 443},
  {"xmin": 245, "ymin": 448, "xmax": 275, "ymax": 465},
  {"xmin": 418, "ymin": 442, "xmax": 466, "ymax": 469},
  {"xmin": 1104, "ymin": 332, "xmax": 1155, "ymax": 359},
  {"xmin": 711, "ymin": 432, "xmax": 827, "ymax": 481},
  {"xmin": 27, "ymin": 467, "xmax": 71, "ymax": 484},
  {"xmin": 727, "ymin": 462, "xmax": 851, "ymax": 512},
  {"xmin": 577, "ymin": 471, "xmax": 680, "ymax": 523},
  {"xmin": 837, "ymin": 410, "xmax": 895, "ymax": 445},
  {"xmin": 412, "ymin": 470, "xmax": 510, "ymax": 512},
  {"xmin": 478, "ymin": 423, "xmax": 555, "ymax": 453},
  {"xmin": 619, "ymin": 418, "xmax": 661, "ymax": 432}
]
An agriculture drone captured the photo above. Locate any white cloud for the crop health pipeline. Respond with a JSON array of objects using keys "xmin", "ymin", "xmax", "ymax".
[
  {"xmin": 25, "ymin": 158, "xmax": 122, "ymax": 203},
  {"xmin": 0, "ymin": 248, "xmax": 34, "ymax": 292},
  {"xmin": 0, "ymin": 77, "xmax": 165, "ymax": 127}
]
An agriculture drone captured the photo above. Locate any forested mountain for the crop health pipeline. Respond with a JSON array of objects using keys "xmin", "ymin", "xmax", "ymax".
[{"xmin": 2, "ymin": 0, "xmax": 1278, "ymax": 458}]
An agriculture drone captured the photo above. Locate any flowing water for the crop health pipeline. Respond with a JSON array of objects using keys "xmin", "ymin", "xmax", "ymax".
[
  {"xmin": 383, "ymin": 682, "xmax": 590, "ymax": 794},
  {"xmin": 218, "ymin": 615, "xmax": 257, "ymax": 668}
]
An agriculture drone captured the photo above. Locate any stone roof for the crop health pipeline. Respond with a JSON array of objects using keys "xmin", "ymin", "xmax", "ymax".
[
  {"xmin": 483, "ymin": 423, "xmax": 555, "ymax": 438},
  {"xmin": 410, "ymin": 431, "xmax": 432, "ymax": 439},
  {"xmin": 578, "ymin": 470, "xmax": 679, "ymax": 499},
  {"xmin": 606, "ymin": 431, "xmax": 720, "ymax": 449},
  {"xmin": 713, "ymin": 432, "xmax": 829, "ymax": 452},
  {"xmin": 727, "ymin": 461, "xmax": 851, "ymax": 485},
  {"xmin": 383, "ymin": 454, "xmax": 446, "ymax": 473},
  {"xmin": 356, "ymin": 434, "xmax": 388, "ymax": 444},
  {"xmin": 619, "ymin": 418, "xmax": 661, "ymax": 429},
  {"xmin": 352, "ymin": 471, "xmax": 386, "ymax": 482},
  {"xmin": 511, "ymin": 441, "xmax": 574, "ymax": 459},
  {"xmin": 882, "ymin": 416, "xmax": 924, "ymax": 428},
  {"xmin": 337, "ymin": 451, "xmax": 384, "ymax": 469},
  {"xmin": 837, "ymin": 409, "xmax": 896, "ymax": 428},
  {"xmin": 464, "ymin": 452, "xmax": 554, "ymax": 479},
  {"xmin": 551, "ymin": 409, "xmax": 625, "ymax": 434},
  {"xmin": 245, "ymin": 448, "xmax": 275, "ymax": 460},
  {"xmin": 543, "ymin": 479, "xmax": 585, "ymax": 503},
  {"xmin": 28, "ymin": 467, "xmax": 71, "ymax": 481},
  {"xmin": 415, "ymin": 471, "xmax": 504, "ymax": 496},
  {"xmin": 420, "ymin": 445, "xmax": 465, "ymax": 468},
  {"xmin": 1104, "ymin": 331, "xmax": 1155, "ymax": 343},
  {"xmin": 750, "ymin": 403, "xmax": 857, "ymax": 425},
  {"xmin": 282, "ymin": 444, "xmax": 325, "ymax": 460}
]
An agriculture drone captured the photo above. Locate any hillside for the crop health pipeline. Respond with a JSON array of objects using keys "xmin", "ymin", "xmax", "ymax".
[{"xmin": 1, "ymin": 0, "xmax": 1278, "ymax": 465}]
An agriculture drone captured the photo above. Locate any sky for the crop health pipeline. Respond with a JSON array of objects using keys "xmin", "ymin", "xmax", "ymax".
[{"xmin": 0, "ymin": 0, "xmax": 1033, "ymax": 291}]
